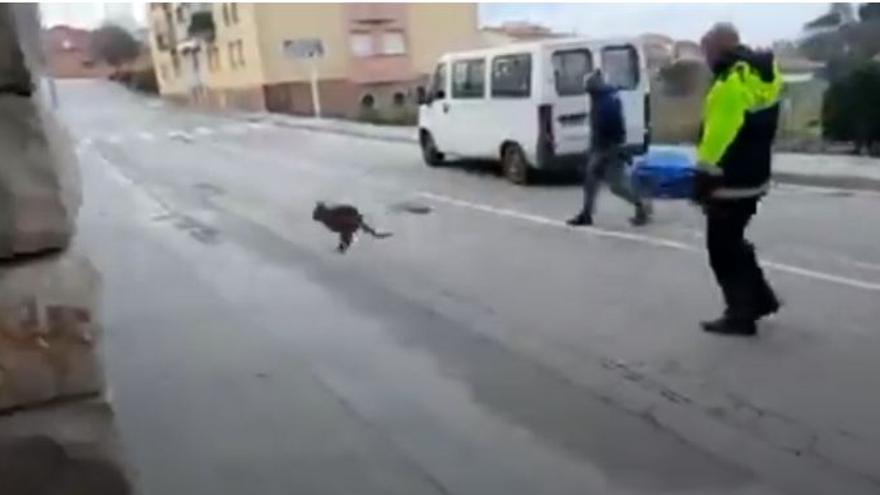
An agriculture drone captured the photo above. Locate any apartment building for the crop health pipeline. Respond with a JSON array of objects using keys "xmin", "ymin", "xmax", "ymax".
[{"xmin": 147, "ymin": 3, "xmax": 479, "ymax": 118}]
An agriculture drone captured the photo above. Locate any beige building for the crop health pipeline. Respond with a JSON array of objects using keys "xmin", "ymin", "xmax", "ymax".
[{"xmin": 147, "ymin": 3, "xmax": 479, "ymax": 118}]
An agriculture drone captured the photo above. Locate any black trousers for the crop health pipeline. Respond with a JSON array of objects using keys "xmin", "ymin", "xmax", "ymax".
[{"xmin": 705, "ymin": 198, "xmax": 777, "ymax": 320}]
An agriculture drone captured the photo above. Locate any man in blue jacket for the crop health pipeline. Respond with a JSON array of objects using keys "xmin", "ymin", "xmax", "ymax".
[{"xmin": 567, "ymin": 69, "xmax": 652, "ymax": 227}]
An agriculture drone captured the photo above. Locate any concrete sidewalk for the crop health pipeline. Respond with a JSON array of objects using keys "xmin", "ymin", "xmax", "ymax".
[{"xmin": 253, "ymin": 114, "xmax": 880, "ymax": 192}]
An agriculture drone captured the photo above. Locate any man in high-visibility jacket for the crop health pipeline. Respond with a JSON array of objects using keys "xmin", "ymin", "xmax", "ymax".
[{"xmin": 695, "ymin": 23, "xmax": 782, "ymax": 336}]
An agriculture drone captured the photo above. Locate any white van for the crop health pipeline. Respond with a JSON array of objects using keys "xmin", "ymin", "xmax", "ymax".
[{"xmin": 418, "ymin": 37, "xmax": 650, "ymax": 184}]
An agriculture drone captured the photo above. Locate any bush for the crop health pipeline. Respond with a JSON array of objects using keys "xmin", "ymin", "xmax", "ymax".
[
  {"xmin": 110, "ymin": 66, "xmax": 159, "ymax": 94},
  {"xmin": 129, "ymin": 67, "xmax": 159, "ymax": 94},
  {"xmin": 822, "ymin": 61, "xmax": 880, "ymax": 154},
  {"xmin": 357, "ymin": 106, "xmax": 416, "ymax": 126}
]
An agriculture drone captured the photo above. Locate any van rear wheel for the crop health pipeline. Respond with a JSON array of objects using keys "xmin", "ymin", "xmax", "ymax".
[
  {"xmin": 501, "ymin": 143, "xmax": 531, "ymax": 185},
  {"xmin": 420, "ymin": 131, "xmax": 444, "ymax": 167}
]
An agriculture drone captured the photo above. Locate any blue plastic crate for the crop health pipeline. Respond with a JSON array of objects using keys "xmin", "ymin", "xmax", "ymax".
[{"xmin": 631, "ymin": 149, "xmax": 696, "ymax": 200}]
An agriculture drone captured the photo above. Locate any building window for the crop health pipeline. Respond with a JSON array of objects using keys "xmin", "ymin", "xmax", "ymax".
[
  {"xmin": 235, "ymin": 40, "xmax": 245, "ymax": 67},
  {"xmin": 452, "ymin": 59, "xmax": 485, "ymax": 99},
  {"xmin": 393, "ymin": 92, "xmax": 405, "ymax": 106},
  {"xmin": 491, "ymin": 53, "xmax": 531, "ymax": 98},
  {"xmin": 207, "ymin": 45, "xmax": 220, "ymax": 71},
  {"xmin": 360, "ymin": 93, "xmax": 375, "ymax": 109},
  {"xmin": 552, "ymin": 49, "xmax": 593, "ymax": 96},
  {"xmin": 228, "ymin": 41, "xmax": 237, "ymax": 69},
  {"xmin": 230, "ymin": 3, "xmax": 239, "ymax": 23},
  {"xmin": 350, "ymin": 32, "xmax": 373, "ymax": 57},
  {"xmin": 191, "ymin": 49, "xmax": 201, "ymax": 72},
  {"xmin": 171, "ymin": 50, "xmax": 181, "ymax": 76},
  {"xmin": 175, "ymin": 5, "xmax": 185, "ymax": 23},
  {"xmin": 222, "ymin": 3, "xmax": 229, "ymax": 26},
  {"xmin": 601, "ymin": 45, "xmax": 640, "ymax": 89},
  {"xmin": 380, "ymin": 31, "xmax": 405, "ymax": 55}
]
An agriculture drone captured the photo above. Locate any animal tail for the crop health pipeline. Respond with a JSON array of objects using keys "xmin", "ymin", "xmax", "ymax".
[{"xmin": 360, "ymin": 222, "xmax": 393, "ymax": 239}]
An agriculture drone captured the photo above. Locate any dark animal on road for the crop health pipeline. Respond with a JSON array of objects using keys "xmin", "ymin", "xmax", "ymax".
[{"xmin": 312, "ymin": 202, "xmax": 392, "ymax": 253}]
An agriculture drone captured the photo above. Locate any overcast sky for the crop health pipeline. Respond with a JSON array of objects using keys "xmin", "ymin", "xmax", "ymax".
[
  {"xmin": 40, "ymin": 2, "xmax": 146, "ymax": 29},
  {"xmin": 40, "ymin": 2, "xmax": 830, "ymax": 45},
  {"xmin": 481, "ymin": 3, "xmax": 829, "ymax": 45}
]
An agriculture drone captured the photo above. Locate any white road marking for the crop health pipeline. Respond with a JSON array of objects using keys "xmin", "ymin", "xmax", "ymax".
[
  {"xmin": 784, "ymin": 245, "xmax": 880, "ymax": 274},
  {"xmin": 138, "ymin": 131, "xmax": 155, "ymax": 141},
  {"xmin": 194, "ymin": 126, "xmax": 214, "ymax": 136},
  {"xmin": 417, "ymin": 191, "xmax": 880, "ymax": 293},
  {"xmin": 833, "ymin": 256, "xmax": 880, "ymax": 273},
  {"xmin": 104, "ymin": 134, "xmax": 121, "ymax": 144}
]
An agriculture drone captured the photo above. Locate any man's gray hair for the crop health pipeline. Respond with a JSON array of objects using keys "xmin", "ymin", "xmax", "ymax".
[{"xmin": 702, "ymin": 22, "xmax": 740, "ymax": 48}]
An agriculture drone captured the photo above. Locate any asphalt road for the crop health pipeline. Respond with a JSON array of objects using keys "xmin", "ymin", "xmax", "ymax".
[{"xmin": 59, "ymin": 80, "xmax": 880, "ymax": 495}]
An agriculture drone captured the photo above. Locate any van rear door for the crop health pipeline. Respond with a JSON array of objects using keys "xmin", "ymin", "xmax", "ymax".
[
  {"xmin": 599, "ymin": 44, "xmax": 648, "ymax": 153},
  {"xmin": 549, "ymin": 47, "xmax": 595, "ymax": 157}
]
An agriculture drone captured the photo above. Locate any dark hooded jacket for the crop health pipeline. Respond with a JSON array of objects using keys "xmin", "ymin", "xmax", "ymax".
[{"xmin": 588, "ymin": 77, "xmax": 626, "ymax": 149}]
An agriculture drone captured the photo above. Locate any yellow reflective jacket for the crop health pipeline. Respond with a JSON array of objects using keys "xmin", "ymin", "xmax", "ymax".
[{"xmin": 697, "ymin": 47, "xmax": 782, "ymax": 198}]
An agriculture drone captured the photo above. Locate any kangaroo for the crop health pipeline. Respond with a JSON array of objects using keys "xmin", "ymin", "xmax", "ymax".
[{"xmin": 312, "ymin": 202, "xmax": 392, "ymax": 253}]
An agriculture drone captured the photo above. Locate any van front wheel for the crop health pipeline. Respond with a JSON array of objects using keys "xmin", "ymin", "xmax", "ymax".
[
  {"xmin": 420, "ymin": 131, "xmax": 444, "ymax": 167},
  {"xmin": 502, "ymin": 143, "xmax": 531, "ymax": 185}
]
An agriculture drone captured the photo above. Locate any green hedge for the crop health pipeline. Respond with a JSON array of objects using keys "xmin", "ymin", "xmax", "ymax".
[{"xmin": 822, "ymin": 61, "xmax": 880, "ymax": 154}]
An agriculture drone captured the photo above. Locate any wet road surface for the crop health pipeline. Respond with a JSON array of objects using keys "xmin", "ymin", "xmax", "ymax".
[{"xmin": 60, "ymin": 80, "xmax": 880, "ymax": 494}]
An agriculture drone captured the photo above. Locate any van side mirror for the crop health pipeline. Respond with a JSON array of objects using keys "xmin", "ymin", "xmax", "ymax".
[
  {"xmin": 416, "ymin": 86, "xmax": 427, "ymax": 105},
  {"xmin": 435, "ymin": 89, "xmax": 445, "ymax": 100}
]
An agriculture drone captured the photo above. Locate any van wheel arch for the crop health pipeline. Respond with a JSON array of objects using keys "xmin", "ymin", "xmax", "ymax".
[
  {"xmin": 420, "ymin": 129, "xmax": 444, "ymax": 167},
  {"xmin": 500, "ymin": 141, "xmax": 531, "ymax": 185}
]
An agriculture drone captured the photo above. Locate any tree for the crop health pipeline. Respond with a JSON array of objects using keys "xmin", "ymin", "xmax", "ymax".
[
  {"xmin": 859, "ymin": 3, "xmax": 880, "ymax": 21},
  {"xmin": 89, "ymin": 24, "xmax": 140, "ymax": 69},
  {"xmin": 822, "ymin": 61, "xmax": 880, "ymax": 154},
  {"xmin": 799, "ymin": 3, "xmax": 880, "ymax": 67}
]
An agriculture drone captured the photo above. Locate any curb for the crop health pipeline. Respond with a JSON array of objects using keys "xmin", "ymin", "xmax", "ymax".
[
  {"xmin": 772, "ymin": 172, "xmax": 880, "ymax": 193},
  {"xmin": 271, "ymin": 120, "xmax": 419, "ymax": 145},
  {"xmin": 265, "ymin": 118, "xmax": 880, "ymax": 193}
]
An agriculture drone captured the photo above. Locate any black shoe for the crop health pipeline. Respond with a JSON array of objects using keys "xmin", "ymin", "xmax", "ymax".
[
  {"xmin": 755, "ymin": 297, "xmax": 782, "ymax": 320},
  {"xmin": 629, "ymin": 205, "xmax": 652, "ymax": 227},
  {"xmin": 701, "ymin": 316, "xmax": 757, "ymax": 336},
  {"xmin": 567, "ymin": 213, "xmax": 593, "ymax": 227},
  {"xmin": 629, "ymin": 212, "xmax": 650, "ymax": 226}
]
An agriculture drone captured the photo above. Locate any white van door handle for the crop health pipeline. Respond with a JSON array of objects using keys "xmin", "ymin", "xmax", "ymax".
[{"xmin": 442, "ymin": 103, "xmax": 450, "ymax": 113}]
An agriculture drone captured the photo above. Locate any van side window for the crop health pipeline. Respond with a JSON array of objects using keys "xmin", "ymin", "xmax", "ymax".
[
  {"xmin": 431, "ymin": 63, "xmax": 447, "ymax": 99},
  {"xmin": 552, "ymin": 49, "xmax": 593, "ymax": 96},
  {"xmin": 601, "ymin": 45, "xmax": 640, "ymax": 90},
  {"xmin": 452, "ymin": 59, "xmax": 485, "ymax": 99},
  {"xmin": 491, "ymin": 53, "xmax": 531, "ymax": 98}
]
